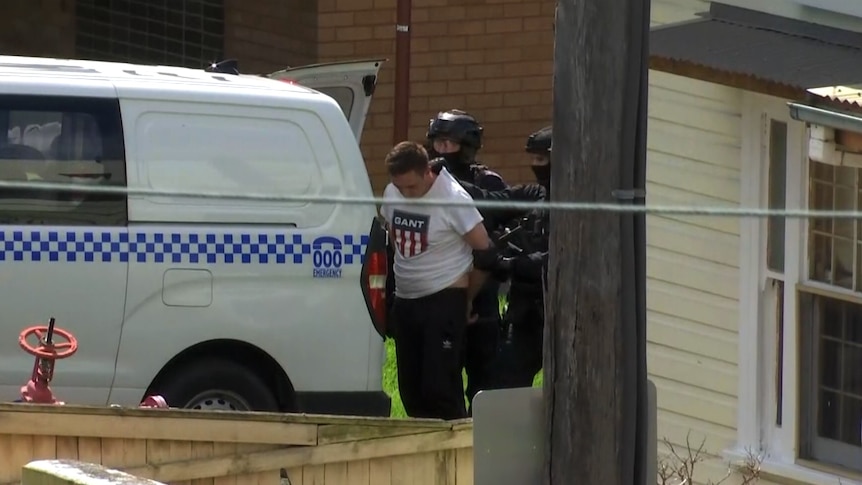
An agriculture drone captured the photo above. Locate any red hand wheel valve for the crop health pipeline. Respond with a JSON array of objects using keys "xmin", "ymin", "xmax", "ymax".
[{"xmin": 18, "ymin": 319, "xmax": 79, "ymax": 405}]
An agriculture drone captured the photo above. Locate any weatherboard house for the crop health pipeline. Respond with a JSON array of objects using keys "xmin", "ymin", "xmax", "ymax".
[{"xmin": 645, "ymin": 0, "xmax": 862, "ymax": 482}]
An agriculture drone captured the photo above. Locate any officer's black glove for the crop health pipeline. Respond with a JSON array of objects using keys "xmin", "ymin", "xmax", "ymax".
[
  {"xmin": 472, "ymin": 247, "xmax": 500, "ymax": 272},
  {"xmin": 490, "ymin": 257, "xmax": 514, "ymax": 282},
  {"xmin": 430, "ymin": 157, "xmax": 445, "ymax": 174},
  {"xmin": 512, "ymin": 251, "xmax": 547, "ymax": 282}
]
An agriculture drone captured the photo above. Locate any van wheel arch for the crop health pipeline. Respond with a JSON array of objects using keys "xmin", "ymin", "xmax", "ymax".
[{"xmin": 145, "ymin": 339, "xmax": 297, "ymax": 412}]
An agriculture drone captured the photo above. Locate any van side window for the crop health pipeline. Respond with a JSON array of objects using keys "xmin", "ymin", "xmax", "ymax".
[{"xmin": 0, "ymin": 95, "xmax": 127, "ymax": 226}]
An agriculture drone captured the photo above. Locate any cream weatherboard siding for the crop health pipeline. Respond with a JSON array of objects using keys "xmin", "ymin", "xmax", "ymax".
[{"xmin": 648, "ymin": 0, "xmax": 744, "ymax": 482}]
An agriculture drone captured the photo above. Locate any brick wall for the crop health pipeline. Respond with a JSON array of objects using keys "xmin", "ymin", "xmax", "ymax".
[
  {"xmin": 0, "ymin": 0, "xmax": 75, "ymax": 58},
  {"xmin": 224, "ymin": 0, "xmax": 318, "ymax": 73},
  {"xmin": 318, "ymin": 0, "xmax": 556, "ymax": 192}
]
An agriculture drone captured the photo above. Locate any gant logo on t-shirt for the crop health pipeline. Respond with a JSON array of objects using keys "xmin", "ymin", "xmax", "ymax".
[{"xmin": 392, "ymin": 210, "xmax": 430, "ymax": 257}]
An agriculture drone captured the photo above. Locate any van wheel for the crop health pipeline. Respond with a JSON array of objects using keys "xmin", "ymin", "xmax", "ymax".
[{"xmin": 152, "ymin": 359, "xmax": 279, "ymax": 412}]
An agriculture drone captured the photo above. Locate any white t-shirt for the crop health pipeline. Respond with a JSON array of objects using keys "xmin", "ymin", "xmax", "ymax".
[{"xmin": 381, "ymin": 167, "xmax": 484, "ymax": 299}]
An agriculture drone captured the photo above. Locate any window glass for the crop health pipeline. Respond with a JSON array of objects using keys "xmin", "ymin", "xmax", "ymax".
[{"xmin": 0, "ymin": 95, "xmax": 127, "ymax": 226}]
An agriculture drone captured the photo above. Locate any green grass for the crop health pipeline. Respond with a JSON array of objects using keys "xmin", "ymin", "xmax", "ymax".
[{"xmin": 382, "ymin": 296, "xmax": 543, "ymax": 418}]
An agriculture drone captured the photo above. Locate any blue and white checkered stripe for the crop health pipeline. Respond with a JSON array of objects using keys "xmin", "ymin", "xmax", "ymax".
[{"xmin": 0, "ymin": 230, "xmax": 369, "ymax": 264}]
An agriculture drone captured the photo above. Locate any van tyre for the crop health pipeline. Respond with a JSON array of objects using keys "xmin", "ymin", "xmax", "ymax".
[{"xmin": 153, "ymin": 359, "xmax": 280, "ymax": 412}]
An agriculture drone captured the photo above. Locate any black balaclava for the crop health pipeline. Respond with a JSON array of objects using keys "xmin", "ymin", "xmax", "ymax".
[{"xmin": 531, "ymin": 164, "xmax": 550, "ymax": 189}]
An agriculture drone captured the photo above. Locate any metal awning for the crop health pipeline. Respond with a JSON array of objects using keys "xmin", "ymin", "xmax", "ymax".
[{"xmin": 650, "ymin": 2, "xmax": 862, "ymax": 93}]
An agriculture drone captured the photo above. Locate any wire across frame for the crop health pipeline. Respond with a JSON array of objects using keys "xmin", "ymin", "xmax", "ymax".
[{"xmin": 0, "ymin": 179, "xmax": 857, "ymax": 219}]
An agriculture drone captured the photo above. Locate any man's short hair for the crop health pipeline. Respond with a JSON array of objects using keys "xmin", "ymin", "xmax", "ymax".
[{"xmin": 386, "ymin": 141, "xmax": 429, "ymax": 176}]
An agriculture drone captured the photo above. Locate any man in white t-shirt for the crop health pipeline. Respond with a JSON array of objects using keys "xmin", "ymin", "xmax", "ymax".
[{"xmin": 380, "ymin": 141, "xmax": 492, "ymax": 420}]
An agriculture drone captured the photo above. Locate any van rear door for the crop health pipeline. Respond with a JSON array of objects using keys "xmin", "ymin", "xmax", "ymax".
[{"xmin": 267, "ymin": 58, "xmax": 386, "ymax": 142}]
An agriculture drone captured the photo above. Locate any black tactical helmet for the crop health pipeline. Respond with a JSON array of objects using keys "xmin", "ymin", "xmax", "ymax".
[
  {"xmin": 426, "ymin": 109, "xmax": 484, "ymax": 154},
  {"xmin": 525, "ymin": 125, "xmax": 552, "ymax": 156}
]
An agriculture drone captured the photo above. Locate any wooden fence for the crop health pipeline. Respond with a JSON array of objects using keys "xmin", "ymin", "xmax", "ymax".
[{"xmin": 0, "ymin": 403, "xmax": 473, "ymax": 485}]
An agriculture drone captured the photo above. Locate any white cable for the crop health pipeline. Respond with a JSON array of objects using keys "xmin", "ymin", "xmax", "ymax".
[{"xmin": 0, "ymin": 179, "xmax": 855, "ymax": 218}]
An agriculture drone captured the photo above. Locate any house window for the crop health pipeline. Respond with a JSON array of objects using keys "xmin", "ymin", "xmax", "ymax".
[
  {"xmin": 808, "ymin": 163, "xmax": 861, "ymax": 290},
  {"xmin": 764, "ymin": 118, "xmax": 788, "ymax": 427},
  {"xmin": 800, "ymin": 160, "xmax": 862, "ymax": 471},
  {"xmin": 767, "ymin": 120, "xmax": 788, "ymax": 273},
  {"xmin": 75, "ymin": 0, "xmax": 225, "ymax": 69}
]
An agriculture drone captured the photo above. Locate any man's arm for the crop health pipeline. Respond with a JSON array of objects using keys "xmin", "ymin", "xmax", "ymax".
[
  {"xmin": 446, "ymin": 187, "xmax": 493, "ymax": 303},
  {"xmin": 462, "ymin": 222, "xmax": 492, "ymax": 302}
]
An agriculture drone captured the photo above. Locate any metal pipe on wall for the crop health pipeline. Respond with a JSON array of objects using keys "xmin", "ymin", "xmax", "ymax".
[{"xmin": 393, "ymin": 0, "xmax": 412, "ymax": 144}]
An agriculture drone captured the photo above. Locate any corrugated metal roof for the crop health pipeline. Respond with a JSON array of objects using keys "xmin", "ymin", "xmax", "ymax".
[
  {"xmin": 808, "ymin": 85, "xmax": 862, "ymax": 109},
  {"xmin": 650, "ymin": 2, "xmax": 862, "ymax": 90}
]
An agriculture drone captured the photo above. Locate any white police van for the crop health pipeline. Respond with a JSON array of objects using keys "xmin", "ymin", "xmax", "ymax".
[{"xmin": 0, "ymin": 55, "xmax": 392, "ymax": 416}]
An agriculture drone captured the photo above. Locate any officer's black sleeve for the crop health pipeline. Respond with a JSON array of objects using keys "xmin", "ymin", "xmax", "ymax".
[
  {"xmin": 480, "ymin": 184, "xmax": 546, "ymax": 228},
  {"xmin": 511, "ymin": 251, "xmax": 548, "ymax": 284},
  {"xmin": 477, "ymin": 171, "xmax": 507, "ymax": 191}
]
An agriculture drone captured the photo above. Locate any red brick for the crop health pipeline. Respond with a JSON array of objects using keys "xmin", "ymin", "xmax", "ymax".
[
  {"xmin": 436, "ymin": 6, "xmax": 467, "ymax": 21},
  {"xmin": 319, "ymin": 12, "xmax": 354, "ymax": 27},
  {"xmin": 413, "ymin": 81, "xmax": 449, "ymax": 96},
  {"xmin": 373, "ymin": 26, "xmax": 396, "ymax": 40},
  {"xmin": 411, "ymin": 51, "xmax": 449, "ymax": 67},
  {"xmin": 410, "ymin": 67, "xmax": 430, "ymax": 81},
  {"xmin": 448, "ymin": 80, "xmax": 486, "ymax": 95},
  {"xmin": 318, "ymin": 28, "xmax": 337, "ymax": 43},
  {"xmin": 503, "ymin": 3, "xmax": 538, "ymax": 17},
  {"xmin": 335, "ymin": 26, "xmax": 374, "ymax": 41},
  {"xmin": 524, "ymin": 17, "xmax": 554, "ymax": 32},
  {"xmin": 319, "ymin": 42, "xmax": 356, "ymax": 58},
  {"xmin": 429, "ymin": 66, "xmax": 466, "ymax": 81},
  {"xmin": 469, "ymin": 93, "xmax": 506, "ymax": 109},
  {"xmin": 410, "ymin": 37, "xmax": 431, "ymax": 52},
  {"xmin": 428, "ymin": 35, "xmax": 468, "ymax": 52},
  {"xmin": 486, "ymin": 18, "xmax": 524, "ymax": 34},
  {"xmin": 449, "ymin": 20, "xmax": 485, "ymax": 36},
  {"xmin": 374, "ymin": 82, "xmax": 396, "ymax": 99},
  {"xmin": 468, "ymin": 34, "xmax": 508, "ymax": 49},
  {"xmin": 502, "ymin": 60, "xmax": 551, "ymax": 76},
  {"xmin": 485, "ymin": 77, "xmax": 521, "ymax": 93},
  {"xmin": 481, "ymin": 107, "xmax": 524, "ymax": 122},
  {"xmin": 355, "ymin": 39, "xmax": 395, "ymax": 56},
  {"xmin": 487, "ymin": 47, "xmax": 522, "ymax": 62},
  {"xmin": 355, "ymin": 10, "xmax": 394, "ymax": 25},
  {"xmin": 409, "ymin": 97, "xmax": 431, "ymax": 112},
  {"xmin": 413, "ymin": 22, "xmax": 451, "ymax": 37},
  {"xmin": 521, "ymin": 75, "xmax": 552, "ymax": 89},
  {"xmin": 425, "ymin": 94, "xmax": 469, "ymax": 111},
  {"xmin": 336, "ymin": 0, "xmax": 374, "ymax": 10},
  {"xmin": 319, "ymin": 0, "xmax": 337, "ymax": 12},
  {"xmin": 465, "ymin": 5, "xmax": 492, "ymax": 20},
  {"xmin": 448, "ymin": 50, "xmax": 484, "ymax": 65},
  {"xmin": 466, "ymin": 63, "xmax": 503, "ymax": 79},
  {"xmin": 521, "ymin": 105, "xmax": 552, "ymax": 121},
  {"xmin": 503, "ymin": 91, "xmax": 544, "ymax": 107}
]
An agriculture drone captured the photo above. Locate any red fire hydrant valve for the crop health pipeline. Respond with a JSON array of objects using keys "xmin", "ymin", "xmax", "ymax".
[
  {"xmin": 139, "ymin": 395, "xmax": 169, "ymax": 409},
  {"xmin": 18, "ymin": 319, "xmax": 79, "ymax": 405}
]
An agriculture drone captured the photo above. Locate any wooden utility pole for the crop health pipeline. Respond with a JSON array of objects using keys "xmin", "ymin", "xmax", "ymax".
[{"xmin": 544, "ymin": 0, "xmax": 651, "ymax": 483}]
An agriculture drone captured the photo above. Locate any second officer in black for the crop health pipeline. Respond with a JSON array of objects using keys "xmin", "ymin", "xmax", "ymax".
[{"xmin": 426, "ymin": 109, "xmax": 506, "ymax": 413}]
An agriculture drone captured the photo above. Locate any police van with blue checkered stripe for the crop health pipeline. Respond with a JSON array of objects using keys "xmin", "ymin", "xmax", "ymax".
[{"xmin": 0, "ymin": 55, "xmax": 392, "ymax": 416}]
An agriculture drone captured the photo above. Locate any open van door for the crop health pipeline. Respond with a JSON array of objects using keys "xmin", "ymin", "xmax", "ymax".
[{"xmin": 268, "ymin": 58, "xmax": 386, "ymax": 142}]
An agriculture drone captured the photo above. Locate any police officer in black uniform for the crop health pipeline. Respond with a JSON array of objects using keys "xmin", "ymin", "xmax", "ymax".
[
  {"xmin": 426, "ymin": 109, "xmax": 507, "ymax": 413},
  {"xmin": 471, "ymin": 125, "xmax": 552, "ymax": 389}
]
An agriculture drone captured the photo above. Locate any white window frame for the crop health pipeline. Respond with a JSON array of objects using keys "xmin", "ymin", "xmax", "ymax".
[{"xmin": 732, "ymin": 91, "xmax": 862, "ymax": 484}]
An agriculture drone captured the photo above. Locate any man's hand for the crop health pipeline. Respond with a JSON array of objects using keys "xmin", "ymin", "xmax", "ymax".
[{"xmin": 467, "ymin": 300, "xmax": 478, "ymax": 324}]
